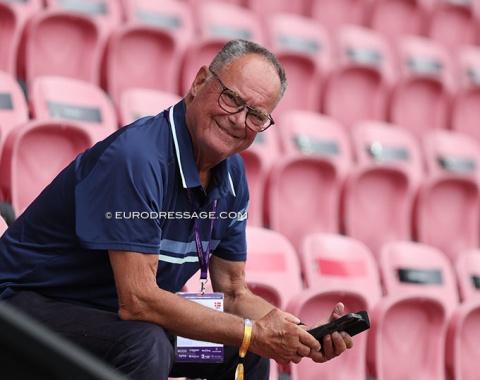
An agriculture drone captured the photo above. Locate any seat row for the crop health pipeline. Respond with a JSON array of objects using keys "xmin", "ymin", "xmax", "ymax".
[
  {"xmin": 183, "ymin": 226, "xmax": 480, "ymax": 380},
  {"xmin": 2, "ymin": 0, "xmax": 480, "ymax": 142},
  {"xmin": 242, "ymin": 110, "xmax": 480, "ymax": 267}
]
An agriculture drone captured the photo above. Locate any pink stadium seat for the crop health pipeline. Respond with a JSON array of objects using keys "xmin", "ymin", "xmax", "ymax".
[
  {"xmin": 366, "ymin": 0, "xmax": 428, "ymax": 44},
  {"xmin": 0, "ymin": 70, "xmax": 29, "ymax": 150},
  {"xmin": 264, "ymin": 13, "xmax": 332, "ymax": 116},
  {"xmin": 44, "ymin": 0, "xmax": 122, "ymax": 38},
  {"xmin": 445, "ymin": 251, "xmax": 480, "ymax": 380},
  {"xmin": 367, "ymin": 240, "xmax": 458, "ymax": 380},
  {"xmin": 0, "ymin": 119, "xmax": 94, "ymax": 216},
  {"xmin": 308, "ymin": 0, "xmax": 371, "ymax": 32},
  {"xmin": 122, "ymin": 0, "xmax": 195, "ymax": 50},
  {"xmin": 245, "ymin": 226, "xmax": 304, "ymax": 310},
  {"xmin": 23, "ymin": 10, "xmax": 103, "ymax": 87},
  {"xmin": 0, "ymin": 2, "xmax": 21, "ymax": 76},
  {"xmin": 322, "ymin": 26, "xmax": 394, "ymax": 131},
  {"xmin": 388, "ymin": 35, "xmax": 454, "ymax": 140},
  {"xmin": 287, "ymin": 233, "xmax": 382, "ymax": 380},
  {"xmin": 265, "ymin": 111, "xmax": 353, "ymax": 251},
  {"xmin": 245, "ymin": 0, "xmax": 307, "ymax": 16},
  {"xmin": 450, "ymin": 45, "xmax": 480, "ymax": 144},
  {"xmin": 342, "ymin": 121, "xmax": 423, "ymax": 258},
  {"xmin": 425, "ymin": 0, "xmax": 480, "ymax": 53},
  {"xmin": 118, "ymin": 88, "xmax": 181, "ymax": 126},
  {"xmin": 414, "ymin": 130, "xmax": 480, "ymax": 264},
  {"xmin": 104, "ymin": 24, "xmax": 183, "ymax": 107},
  {"xmin": 29, "ymin": 76, "xmax": 118, "ymax": 143},
  {"xmin": 239, "ymin": 127, "xmax": 281, "ymax": 227},
  {"xmin": 180, "ymin": 1, "xmax": 265, "ymax": 94}
]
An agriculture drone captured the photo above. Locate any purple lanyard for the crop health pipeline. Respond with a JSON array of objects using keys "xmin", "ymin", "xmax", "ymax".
[{"xmin": 186, "ymin": 189, "xmax": 217, "ymax": 286}]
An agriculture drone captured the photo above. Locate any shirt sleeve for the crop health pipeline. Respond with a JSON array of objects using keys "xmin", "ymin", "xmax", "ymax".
[{"xmin": 74, "ymin": 132, "xmax": 165, "ymax": 253}]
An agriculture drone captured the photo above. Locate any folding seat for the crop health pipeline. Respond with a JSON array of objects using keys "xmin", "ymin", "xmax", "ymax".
[
  {"xmin": 367, "ymin": 241, "xmax": 458, "ymax": 380},
  {"xmin": 122, "ymin": 0, "xmax": 195, "ymax": 50},
  {"xmin": 445, "ymin": 251, "xmax": 480, "ymax": 380},
  {"xmin": 388, "ymin": 35, "xmax": 454, "ymax": 140},
  {"xmin": 308, "ymin": 0, "xmax": 372, "ymax": 33},
  {"xmin": 0, "ymin": 70, "xmax": 29, "ymax": 150},
  {"xmin": 450, "ymin": 45, "xmax": 480, "ymax": 144},
  {"xmin": 264, "ymin": 13, "xmax": 332, "ymax": 116},
  {"xmin": 322, "ymin": 26, "xmax": 394, "ymax": 132},
  {"xmin": 414, "ymin": 129, "xmax": 480, "ymax": 264},
  {"xmin": 118, "ymin": 88, "xmax": 181, "ymax": 126},
  {"xmin": 0, "ymin": 119, "xmax": 94, "ymax": 216},
  {"xmin": 0, "ymin": 214, "xmax": 7, "ymax": 235},
  {"xmin": 103, "ymin": 24, "xmax": 183, "ymax": 107},
  {"xmin": 44, "ymin": 0, "xmax": 122, "ymax": 38},
  {"xmin": 180, "ymin": 0, "xmax": 265, "ymax": 94},
  {"xmin": 265, "ymin": 111, "xmax": 353, "ymax": 252},
  {"xmin": 29, "ymin": 76, "xmax": 118, "ymax": 143},
  {"xmin": 287, "ymin": 232, "xmax": 382, "ymax": 380},
  {"xmin": 425, "ymin": 0, "xmax": 480, "ymax": 53},
  {"xmin": 22, "ymin": 9, "xmax": 103, "ymax": 87},
  {"xmin": 366, "ymin": 0, "xmax": 429, "ymax": 44},
  {"xmin": 0, "ymin": 2, "xmax": 21, "ymax": 76},
  {"xmin": 342, "ymin": 121, "xmax": 424, "ymax": 258},
  {"xmin": 244, "ymin": 0, "xmax": 307, "ymax": 16}
]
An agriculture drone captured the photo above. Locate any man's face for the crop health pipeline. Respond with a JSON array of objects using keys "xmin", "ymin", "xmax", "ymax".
[{"xmin": 185, "ymin": 55, "xmax": 281, "ymax": 165}]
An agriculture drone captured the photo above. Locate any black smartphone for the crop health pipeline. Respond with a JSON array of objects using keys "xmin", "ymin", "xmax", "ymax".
[{"xmin": 307, "ymin": 310, "xmax": 370, "ymax": 341}]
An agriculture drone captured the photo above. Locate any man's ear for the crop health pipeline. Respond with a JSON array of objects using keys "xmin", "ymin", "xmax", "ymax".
[{"xmin": 190, "ymin": 65, "xmax": 210, "ymax": 98}]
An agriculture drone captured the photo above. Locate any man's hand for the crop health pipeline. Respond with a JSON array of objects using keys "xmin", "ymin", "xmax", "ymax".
[{"xmin": 305, "ymin": 302, "xmax": 354, "ymax": 363}]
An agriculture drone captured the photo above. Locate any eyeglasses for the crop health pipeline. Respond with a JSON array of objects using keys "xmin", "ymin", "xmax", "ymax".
[{"xmin": 210, "ymin": 70, "xmax": 275, "ymax": 132}]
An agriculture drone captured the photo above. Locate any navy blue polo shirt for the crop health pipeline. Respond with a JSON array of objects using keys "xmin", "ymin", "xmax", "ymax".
[{"xmin": 0, "ymin": 100, "xmax": 249, "ymax": 312}]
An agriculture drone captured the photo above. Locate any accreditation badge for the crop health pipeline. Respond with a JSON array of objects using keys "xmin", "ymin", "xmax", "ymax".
[{"xmin": 174, "ymin": 292, "xmax": 224, "ymax": 363}]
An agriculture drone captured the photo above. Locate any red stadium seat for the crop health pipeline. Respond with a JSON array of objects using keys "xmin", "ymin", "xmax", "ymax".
[
  {"xmin": 322, "ymin": 26, "xmax": 394, "ymax": 131},
  {"xmin": 388, "ymin": 35, "xmax": 454, "ymax": 140},
  {"xmin": 23, "ymin": 10, "xmax": 103, "ymax": 87},
  {"xmin": 29, "ymin": 76, "xmax": 118, "ymax": 143},
  {"xmin": 414, "ymin": 130, "xmax": 480, "ymax": 264},
  {"xmin": 0, "ymin": 119, "xmax": 94, "ymax": 216},
  {"xmin": 308, "ymin": 0, "xmax": 372, "ymax": 33},
  {"xmin": 342, "ymin": 121, "xmax": 423, "ymax": 258}
]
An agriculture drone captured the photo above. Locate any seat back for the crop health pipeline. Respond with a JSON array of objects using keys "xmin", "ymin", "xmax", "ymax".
[
  {"xmin": 425, "ymin": 0, "xmax": 480, "ymax": 53},
  {"xmin": 245, "ymin": 0, "xmax": 306, "ymax": 15},
  {"xmin": 342, "ymin": 121, "xmax": 423, "ymax": 257},
  {"xmin": 322, "ymin": 25, "xmax": 393, "ymax": 131},
  {"xmin": 0, "ymin": 119, "xmax": 93, "ymax": 216},
  {"xmin": 308, "ymin": 0, "xmax": 371, "ymax": 33},
  {"xmin": 29, "ymin": 76, "xmax": 118, "ymax": 143},
  {"xmin": 300, "ymin": 233, "xmax": 382, "ymax": 310},
  {"xmin": 414, "ymin": 130, "xmax": 480, "ymax": 263},
  {"xmin": 119, "ymin": 88, "xmax": 181, "ymax": 126},
  {"xmin": 24, "ymin": 10, "xmax": 103, "ymax": 86},
  {"xmin": 245, "ymin": 226, "xmax": 303, "ymax": 310},
  {"xmin": 104, "ymin": 25, "xmax": 182, "ymax": 106},
  {"xmin": 379, "ymin": 240, "xmax": 459, "ymax": 315},
  {"xmin": 0, "ymin": 2, "xmax": 21, "ymax": 76},
  {"xmin": 389, "ymin": 35, "xmax": 454, "ymax": 140}
]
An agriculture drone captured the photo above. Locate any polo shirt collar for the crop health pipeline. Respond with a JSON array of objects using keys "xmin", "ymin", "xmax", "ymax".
[{"xmin": 168, "ymin": 100, "xmax": 236, "ymax": 199}]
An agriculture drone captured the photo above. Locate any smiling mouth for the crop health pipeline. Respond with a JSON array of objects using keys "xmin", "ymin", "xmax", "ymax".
[{"xmin": 217, "ymin": 123, "xmax": 241, "ymax": 139}]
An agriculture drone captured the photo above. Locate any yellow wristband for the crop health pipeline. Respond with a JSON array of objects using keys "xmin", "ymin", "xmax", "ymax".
[
  {"xmin": 236, "ymin": 318, "xmax": 253, "ymax": 380},
  {"xmin": 239, "ymin": 318, "xmax": 253, "ymax": 358}
]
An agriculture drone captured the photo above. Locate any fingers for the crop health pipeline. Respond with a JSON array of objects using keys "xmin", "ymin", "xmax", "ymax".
[{"xmin": 310, "ymin": 331, "xmax": 354, "ymax": 363}]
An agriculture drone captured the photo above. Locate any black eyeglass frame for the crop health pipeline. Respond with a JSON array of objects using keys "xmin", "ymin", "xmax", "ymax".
[{"xmin": 210, "ymin": 69, "xmax": 275, "ymax": 132}]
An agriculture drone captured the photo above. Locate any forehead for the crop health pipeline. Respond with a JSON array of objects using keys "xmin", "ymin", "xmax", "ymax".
[{"xmin": 218, "ymin": 55, "xmax": 281, "ymax": 109}]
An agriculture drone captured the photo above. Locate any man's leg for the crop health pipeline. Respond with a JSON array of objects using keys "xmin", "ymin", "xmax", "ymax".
[
  {"xmin": 8, "ymin": 291, "xmax": 175, "ymax": 379},
  {"xmin": 169, "ymin": 344, "xmax": 270, "ymax": 380}
]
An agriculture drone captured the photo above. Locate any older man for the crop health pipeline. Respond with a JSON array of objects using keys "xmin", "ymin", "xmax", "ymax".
[{"xmin": 0, "ymin": 39, "xmax": 352, "ymax": 379}]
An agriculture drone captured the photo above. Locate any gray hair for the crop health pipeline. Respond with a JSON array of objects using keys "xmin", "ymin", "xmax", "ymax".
[{"xmin": 209, "ymin": 39, "xmax": 287, "ymax": 104}]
